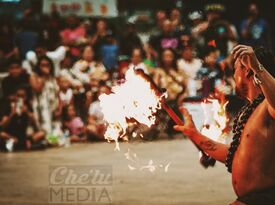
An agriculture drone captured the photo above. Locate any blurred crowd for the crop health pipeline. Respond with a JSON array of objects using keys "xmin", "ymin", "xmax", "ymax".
[{"xmin": 0, "ymin": 2, "xmax": 273, "ymax": 151}]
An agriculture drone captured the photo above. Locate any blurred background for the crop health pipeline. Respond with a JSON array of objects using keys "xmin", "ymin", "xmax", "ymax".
[
  {"xmin": 1, "ymin": 1, "xmax": 275, "ymax": 204},
  {"xmin": 0, "ymin": 0, "xmax": 274, "ymax": 149}
]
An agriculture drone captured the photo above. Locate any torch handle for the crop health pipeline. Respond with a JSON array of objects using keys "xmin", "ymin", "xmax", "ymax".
[
  {"xmin": 161, "ymin": 102, "xmax": 185, "ymax": 126},
  {"xmin": 161, "ymin": 101, "xmax": 216, "ymax": 168},
  {"xmin": 133, "ymin": 69, "xmax": 216, "ymax": 168}
]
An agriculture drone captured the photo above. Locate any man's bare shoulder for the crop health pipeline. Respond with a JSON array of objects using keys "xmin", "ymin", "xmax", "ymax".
[
  {"xmin": 247, "ymin": 100, "xmax": 274, "ymax": 126},
  {"xmin": 243, "ymin": 100, "xmax": 275, "ymax": 139}
]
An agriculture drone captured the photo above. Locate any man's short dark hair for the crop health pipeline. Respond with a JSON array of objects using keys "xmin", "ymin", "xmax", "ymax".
[
  {"xmin": 201, "ymin": 46, "xmax": 218, "ymax": 59},
  {"xmin": 254, "ymin": 47, "xmax": 275, "ymax": 78},
  {"xmin": 7, "ymin": 58, "xmax": 22, "ymax": 69}
]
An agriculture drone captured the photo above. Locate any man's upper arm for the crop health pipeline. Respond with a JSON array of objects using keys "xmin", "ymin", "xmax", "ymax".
[{"xmin": 268, "ymin": 105, "xmax": 275, "ymax": 119}]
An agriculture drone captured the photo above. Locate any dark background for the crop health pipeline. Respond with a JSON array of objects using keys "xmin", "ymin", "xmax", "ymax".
[{"xmin": 1, "ymin": 0, "xmax": 275, "ymax": 49}]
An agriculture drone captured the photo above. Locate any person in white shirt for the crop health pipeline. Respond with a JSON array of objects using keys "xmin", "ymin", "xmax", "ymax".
[
  {"xmin": 177, "ymin": 46, "xmax": 203, "ymax": 97},
  {"xmin": 58, "ymin": 76, "xmax": 73, "ymax": 106},
  {"xmin": 177, "ymin": 45, "xmax": 202, "ymax": 79},
  {"xmin": 71, "ymin": 45, "xmax": 106, "ymax": 85},
  {"xmin": 22, "ymin": 45, "xmax": 67, "ymax": 76},
  {"xmin": 87, "ymin": 84, "xmax": 111, "ymax": 140}
]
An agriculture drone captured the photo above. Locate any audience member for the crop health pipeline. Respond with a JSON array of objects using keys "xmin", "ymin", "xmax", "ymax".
[
  {"xmin": 30, "ymin": 56, "xmax": 59, "ymax": 135},
  {"xmin": 240, "ymin": 3, "xmax": 272, "ymax": 49},
  {"xmin": 72, "ymin": 45, "xmax": 106, "ymax": 85},
  {"xmin": 62, "ymin": 104, "xmax": 86, "ymax": 142},
  {"xmin": 2, "ymin": 59, "xmax": 30, "ymax": 99}
]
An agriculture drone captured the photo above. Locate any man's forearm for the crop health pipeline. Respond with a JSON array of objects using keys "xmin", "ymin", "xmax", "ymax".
[{"xmin": 189, "ymin": 131, "xmax": 229, "ymax": 163}]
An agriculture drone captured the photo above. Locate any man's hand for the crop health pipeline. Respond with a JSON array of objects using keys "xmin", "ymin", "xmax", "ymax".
[
  {"xmin": 174, "ymin": 106, "xmax": 229, "ymax": 163},
  {"xmin": 232, "ymin": 45, "xmax": 260, "ymax": 73},
  {"xmin": 173, "ymin": 107, "xmax": 199, "ymax": 138}
]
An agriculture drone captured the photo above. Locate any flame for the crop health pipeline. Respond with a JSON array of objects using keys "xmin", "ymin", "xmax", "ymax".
[
  {"xmin": 125, "ymin": 148, "xmax": 171, "ymax": 173},
  {"xmin": 99, "ymin": 68, "xmax": 162, "ymax": 150},
  {"xmin": 200, "ymin": 97, "xmax": 229, "ymax": 144}
]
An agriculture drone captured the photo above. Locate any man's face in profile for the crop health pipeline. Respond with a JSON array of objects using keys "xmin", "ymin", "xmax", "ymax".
[{"xmin": 233, "ymin": 59, "xmax": 249, "ymax": 99}]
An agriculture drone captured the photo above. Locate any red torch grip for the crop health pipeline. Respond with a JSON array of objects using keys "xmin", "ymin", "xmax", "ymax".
[
  {"xmin": 161, "ymin": 101, "xmax": 184, "ymax": 126},
  {"xmin": 133, "ymin": 69, "xmax": 215, "ymax": 168}
]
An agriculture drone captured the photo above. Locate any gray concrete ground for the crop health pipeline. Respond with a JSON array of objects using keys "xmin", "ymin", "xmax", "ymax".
[{"xmin": 0, "ymin": 139, "xmax": 235, "ymax": 205}]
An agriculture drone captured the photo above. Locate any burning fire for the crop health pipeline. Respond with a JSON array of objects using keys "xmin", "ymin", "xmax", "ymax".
[
  {"xmin": 99, "ymin": 67, "xmax": 228, "ymax": 170},
  {"xmin": 200, "ymin": 96, "xmax": 229, "ymax": 144},
  {"xmin": 99, "ymin": 68, "xmax": 164, "ymax": 150}
]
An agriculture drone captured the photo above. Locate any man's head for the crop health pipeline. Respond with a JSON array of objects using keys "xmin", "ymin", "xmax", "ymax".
[
  {"xmin": 179, "ymin": 33, "xmax": 192, "ymax": 47},
  {"xmin": 181, "ymin": 46, "xmax": 194, "ymax": 62},
  {"xmin": 156, "ymin": 10, "xmax": 166, "ymax": 22},
  {"xmin": 96, "ymin": 19, "xmax": 107, "ymax": 33},
  {"xmin": 233, "ymin": 58, "xmax": 250, "ymax": 98},
  {"xmin": 15, "ymin": 86, "xmax": 28, "ymax": 102},
  {"xmin": 66, "ymin": 15, "xmax": 79, "ymax": 29},
  {"xmin": 155, "ymin": 10, "xmax": 167, "ymax": 29},
  {"xmin": 160, "ymin": 48, "xmax": 177, "ymax": 69},
  {"xmin": 248, "ymin": 3, "xmax": 259, "ymax": 18},
  {"xmin": 170, "ymin": 8, "xmax": 180, "ymax": 21},
  {"xmin": 202, "ymin": 46, "xmax": 219, "ymax": 68},
  {"xmin": 8, "ymin": 59, "xmax": 23, "ymax": 78},
  {"xmin": 58, "ymin": 76, "xmax": 71, "ymax": 91},
  {"xmin": 131, "ymin": 48, "xmax": 144, "ymax": 65},
  {"xmin": 162, "ymin": 19, "xmax": 173, "ymax": 34},
  {"xmin": 233, "ymin": 47, "xmax": 275, "ymax": 99},
  {"xmin": 82, "ymin": 45, "xmax": 94, "ymax": 62}
]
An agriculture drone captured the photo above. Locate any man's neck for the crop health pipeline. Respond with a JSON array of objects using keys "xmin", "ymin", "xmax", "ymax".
[{"xmin": 247, "ymin": 83, "xmax": 262, "ymax": 102}]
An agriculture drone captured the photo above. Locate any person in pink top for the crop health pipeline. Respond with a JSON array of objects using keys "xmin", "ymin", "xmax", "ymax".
[
  {"xmin": 62, "ymin": 104, "xmax": 86, "ymax": 142},
  {"xmin": 60, "ymin": 15, "xmax": 86, "ymax": 57}
]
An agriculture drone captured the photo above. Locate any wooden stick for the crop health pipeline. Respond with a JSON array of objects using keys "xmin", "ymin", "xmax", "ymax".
[
  {"xmin": 161, "ymin": 101, "xmax": 184, "ymax": 126},
  {"xmin": 134, "ymin": 69, "xmax": 216, "ymax": 168}
]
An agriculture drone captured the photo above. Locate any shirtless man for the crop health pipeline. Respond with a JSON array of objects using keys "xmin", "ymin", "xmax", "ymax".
[{"xmin": 174, "ymin": 45, "xmax": 275, "ymax": 205}]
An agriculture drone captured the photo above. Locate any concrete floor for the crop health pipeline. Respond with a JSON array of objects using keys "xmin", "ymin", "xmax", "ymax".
[{"xmin": 0, "ymin": 139, "xmax": 235, "ymax": 205}]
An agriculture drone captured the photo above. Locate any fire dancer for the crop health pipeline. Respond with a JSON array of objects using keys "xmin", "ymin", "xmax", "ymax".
[{"xmin": 174, "ymin": 45, "xmax": 275, "ymax": 205}]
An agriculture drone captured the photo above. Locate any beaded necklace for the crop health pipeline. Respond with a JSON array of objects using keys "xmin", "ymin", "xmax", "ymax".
[{"xmin": 225, "ymin": 94, "xmax": 265, "ymax": 173}]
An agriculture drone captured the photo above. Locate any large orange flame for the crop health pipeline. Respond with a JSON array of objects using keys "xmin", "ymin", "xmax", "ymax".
[{"xmin": 99, "ymin": 68, "xmax": 163, "ymax": 150}]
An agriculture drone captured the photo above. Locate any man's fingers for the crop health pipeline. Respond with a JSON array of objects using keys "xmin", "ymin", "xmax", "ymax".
[
  {"xmin": 179, "ymin": 106, "xmax": 195, "ymax": 125},
  {"xmin": 179, "ymin": 107, "xmax": 191, "ymax": 120},
  {"xmin": 233, "ymin": 47, "xmax": 247, "ymax": 59},
  {"xmin": 231, "ymin": 45, "xmax": 244, "ymax": 55},
  {"xmin": 240, "ymin": 54, "xmax": 249, "ymax": 63}
]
